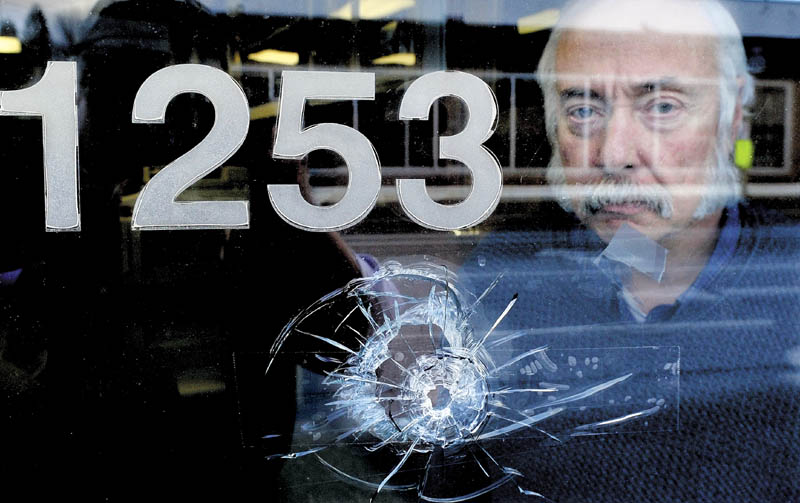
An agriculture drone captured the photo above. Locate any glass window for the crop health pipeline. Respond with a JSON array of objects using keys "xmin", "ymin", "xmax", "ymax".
[{"xmin": 1, "ymin": 1, "xmax": 798, "ymax": 500}]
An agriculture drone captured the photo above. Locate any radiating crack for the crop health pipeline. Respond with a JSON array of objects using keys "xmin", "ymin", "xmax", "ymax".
[{"xmin": 264, "ymin": 261, "xmax": 679, "ymax": 501}]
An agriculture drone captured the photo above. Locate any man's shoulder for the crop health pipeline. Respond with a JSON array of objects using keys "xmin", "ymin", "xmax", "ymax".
[
  {"xmin": 737, "ymin": 201, "xmax": 800, "ymax": 262},
  {"xmin": 458, "ymin": 226, "xmax": 613, "ymax": 328},
  {"xmin": 718, "ymin": 202, "xmax": 800, "ymax": 316},
  {"xmin": 461, "ymin": 226, "xmax": 601, "ymax": 281}
]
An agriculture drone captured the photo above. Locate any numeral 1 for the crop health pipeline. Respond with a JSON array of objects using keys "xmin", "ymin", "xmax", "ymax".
[{"xmin": 0, "ymin": 61, "xmax": 80, "ymax": 231}]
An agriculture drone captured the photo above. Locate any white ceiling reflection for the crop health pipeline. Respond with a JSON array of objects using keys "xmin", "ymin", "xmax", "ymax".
[{"xmin": 1, "ymin": 0, "xmax": 800, "ymax": 49}]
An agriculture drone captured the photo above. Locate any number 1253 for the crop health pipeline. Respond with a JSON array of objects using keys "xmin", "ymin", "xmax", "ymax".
[{"xmin": 5, "ymin": 62, "xmax": 503, "ymax": 232}]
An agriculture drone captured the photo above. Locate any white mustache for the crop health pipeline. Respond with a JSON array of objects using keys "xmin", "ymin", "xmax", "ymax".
[{"xmin": 581, "ymin": 178, "xmax": 674, "ymax": 218}]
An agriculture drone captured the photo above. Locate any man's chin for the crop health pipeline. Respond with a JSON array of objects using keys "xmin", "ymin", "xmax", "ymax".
[{"xmin": 580, "ymin": 209, "xmax": 661, "ymax": 243}]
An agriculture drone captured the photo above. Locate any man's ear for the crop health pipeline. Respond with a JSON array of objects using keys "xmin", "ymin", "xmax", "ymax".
[{"xmin": 730, "ymin": 76, "xmax": 746, "ymax": 147}]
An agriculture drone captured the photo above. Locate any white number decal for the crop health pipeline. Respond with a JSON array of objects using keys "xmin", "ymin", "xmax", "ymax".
[
  {"xmin": 0, "ymin": 65, "xmax": 507, "ymax": 232},
  {"xmin": 269, "ymin": 71, "xmax": 381, "ymax": 232},
  {"xmin": 0, "ymin": 62, "xmax": 80, "ymax": 232},
  {"xmin": 397, "ymin": 71, "xmax": 502, "ymax": 230},
  {"xmin": 131, "ymin": 64, "xmax": 250, "ymax": 230}
]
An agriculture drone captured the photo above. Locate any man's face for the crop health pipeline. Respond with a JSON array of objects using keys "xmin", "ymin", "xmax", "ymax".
[{"xmin": 553, "ymin": 28, "xmax": 723, "ymax": 244}]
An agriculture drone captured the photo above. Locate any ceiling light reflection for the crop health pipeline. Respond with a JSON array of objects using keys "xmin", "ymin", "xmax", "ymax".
[
  {"xmin": 517, "ymin": 8, "xmax": 560, "ymax": 35},
  {"xmin": 0, "ymin": 36, "xmax": 21, "ymax": 54},
  {"xmin": 247, "ymin": 49, "xmax": 299, "ymax": 65},
  {"xmin": 332, "ymin": 0, "xmax": 415, "ymax": 21},
  {"xmin": 372, "ymin": 52, "xmax": 416, "ymax": 66}
]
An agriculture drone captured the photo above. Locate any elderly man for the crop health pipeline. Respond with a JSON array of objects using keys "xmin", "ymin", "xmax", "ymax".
[{"xmin": 462, "ymin": 0, "xmax": 800, "ymax": 500}]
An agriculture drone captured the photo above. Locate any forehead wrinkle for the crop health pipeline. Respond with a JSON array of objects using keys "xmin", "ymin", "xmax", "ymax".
[
  {"xmin": 555, "ymin": 73, "xmax": 720, "ymax": 88},
  {"xmin": 553, "ymin": 28, "xmax": 721, "ymax": 80},
  {"xmin": 556, "ymin": 74, "xmax": 718, "ymax": 100}
]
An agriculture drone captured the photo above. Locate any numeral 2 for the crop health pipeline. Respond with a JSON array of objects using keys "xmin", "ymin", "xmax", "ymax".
[{"xmin": 131, "ymin": 64, "xmax": 250, "ymax": 230}]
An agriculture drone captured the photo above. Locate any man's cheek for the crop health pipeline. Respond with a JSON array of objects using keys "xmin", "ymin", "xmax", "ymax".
[
  {"xmin": 557, "ymin": 133, "xmax": 590, "ymax": 168},
  {"xmin": 652, "ymin": 139, "xmax": 712, "ymax": 180},
  {"xmin": 560, "ymin": 144, "xmax": 588, "ymax": 172}
]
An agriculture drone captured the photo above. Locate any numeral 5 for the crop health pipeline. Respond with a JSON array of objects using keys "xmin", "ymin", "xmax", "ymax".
[{"xmin": 269, "ymin": 71, "xmax": 381, "ymax": 232}]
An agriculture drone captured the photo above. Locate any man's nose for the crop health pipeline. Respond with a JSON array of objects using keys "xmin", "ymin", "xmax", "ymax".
[{"xmin": 597, "ymin": 108, "xmax": 640, "ymax": 173}]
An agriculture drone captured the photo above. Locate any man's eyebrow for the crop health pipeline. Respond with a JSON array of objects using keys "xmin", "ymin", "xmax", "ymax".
[
  {"xmin": 633, "ymin": 78, "xmax": 694, "ymax": 96},
  {"xmin": 559, "ymin": 88, "xmax": 605, "ymax": 101}
]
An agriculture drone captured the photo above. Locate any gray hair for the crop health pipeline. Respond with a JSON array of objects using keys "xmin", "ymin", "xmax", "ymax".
[{"xmin": 539, "ymin": 0, "xmax": 755, "ymax": 219}]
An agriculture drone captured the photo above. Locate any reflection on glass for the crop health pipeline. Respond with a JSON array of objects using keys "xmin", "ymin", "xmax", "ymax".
[
  {"xmin": 266, "ymin": 262, "xmax": 678, "ymax": 501},
  {"xmin": 0, "ymin": 0, "xmax": 798, "ymax": 500}
]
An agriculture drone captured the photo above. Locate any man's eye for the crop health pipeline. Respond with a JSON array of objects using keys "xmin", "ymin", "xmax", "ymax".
[
  {"xmin": 567, "ymin": 105, "xmax": 600, "ymax": 121},
  {"xmin": 655, "ymin": 102, "xmax": 675, "ymax": 114},
  {"xmin": 645, "ymin": 100, "xmax": 682, "ymax": 118}
]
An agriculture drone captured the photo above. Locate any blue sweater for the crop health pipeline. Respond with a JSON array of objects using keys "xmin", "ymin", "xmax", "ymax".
[{"xmin": 459, "ymin": 204, "xmax": 800, "ymax": 502}]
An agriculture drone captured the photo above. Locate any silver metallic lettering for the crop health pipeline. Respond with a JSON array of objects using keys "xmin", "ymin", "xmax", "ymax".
[
  {"xmin": 131, "ymin": 64, "xmax": 250, "ymax": 230},
  {"xmin": 397, "ymin": 71, "xmax": 502, "ymax": 230},
  {"xmin": 269, "ymin": 71, "xmax": 381, "ymax": 232},
  {"xmin": 0, "ymin": 61, "xmax": 80, "ymax": 232}
]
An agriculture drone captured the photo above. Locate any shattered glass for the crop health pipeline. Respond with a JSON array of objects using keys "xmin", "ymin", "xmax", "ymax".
[{"xmin": 264, "ymin": 261, "xmax": 679, "ymax": 501}]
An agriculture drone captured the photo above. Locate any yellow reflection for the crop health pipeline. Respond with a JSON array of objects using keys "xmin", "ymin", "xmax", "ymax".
[
  {"xmin": 735, "ymin": 139, "xmax": 754, "ymax": 170},
  {"xmin": 177, "ymin": 378, "xmax": 226, "ymax": 396},
  {"xmin": 517, "ymin": 8, "xmax": 560, "ymax": 35},
  {"xmin": 250, "ymin": 101, "xmax": 279, "ymax": 121},
  {"xmin": 332, "ymin": 0, "xmax": 415, "ymax": 20},
  {"xmin": 247, "ymin": 49, "xmax": 299, "ymax": 65},
  {"xmin": 0, "ymin": 36, "xmax": 22, "ymax": 54},
  {"xmin": 372, "ymin": 52, "xmax": 416, "ymax": 66},
  {"xmin": 453, "ymin": 229, "xmax": 481, "ymax": 237}
]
